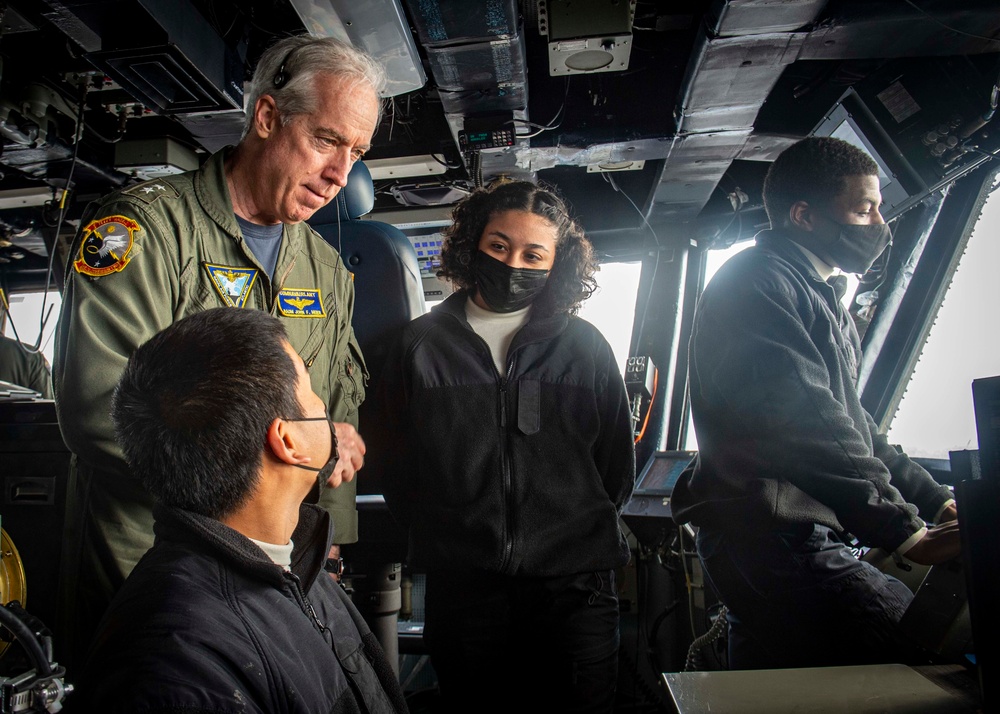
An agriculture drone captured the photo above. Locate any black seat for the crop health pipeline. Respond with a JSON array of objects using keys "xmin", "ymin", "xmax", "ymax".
[
  {"xmin": 308, "ymin": 161, "xmax": 427, "ymax": 672},
  {"xmin": 310, "ymin": 160, "xmax": 426, "ymax": 395}
]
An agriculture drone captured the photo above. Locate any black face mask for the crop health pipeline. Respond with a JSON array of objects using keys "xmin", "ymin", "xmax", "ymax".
[
  {"xmin": 472, "ymin": 251, "xmax": 550, "ymax": 313},
  {"xmin": 286, "ymin": 415, "xmax": 338, "ymax": 503},
  {"xmin": 811, "ymin": 218, "xmax": 892, "ymax": 275}
]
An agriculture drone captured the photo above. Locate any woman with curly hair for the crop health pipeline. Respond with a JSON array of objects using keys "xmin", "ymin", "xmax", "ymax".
[{"xmin": 371, "ymin": 180, "xmax": 635, "ymax": 713}]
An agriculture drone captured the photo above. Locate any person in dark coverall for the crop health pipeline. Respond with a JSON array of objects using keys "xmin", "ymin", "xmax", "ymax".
[
  {"xmin": 372, "ymin": 180, "xmax": 636, "ymax": 713},
  {"xmin": 671, "ymin": 136, "xmax": 961, "ymax": 670},
  {"xmin": 53, "ymin": 34, "xmax": 380, "ymax": 673},
  {"xmin": 68, "ymin": 307, "xmax": 408, "ymax": 714}
]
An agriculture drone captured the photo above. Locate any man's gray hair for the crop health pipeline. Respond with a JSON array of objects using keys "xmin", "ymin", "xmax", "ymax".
[{"xmin": 242, "ymin": 35, "xmax": 387, "ymax": 137}]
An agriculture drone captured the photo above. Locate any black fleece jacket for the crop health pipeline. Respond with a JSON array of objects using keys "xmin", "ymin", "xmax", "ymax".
[
  {"xmin": 672, "ymin": 230, "xmax": 953, "ymax": 552},
  {"xmin": 372, "ymin": 290, "xmax": 635, "ymax": 577},
  {"xmin": 69, "ymin": 503, "xmax": 408, "ymax": 714}
]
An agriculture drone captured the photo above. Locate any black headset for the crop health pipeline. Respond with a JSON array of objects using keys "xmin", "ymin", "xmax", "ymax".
[{"xmin": 272, "ymin": 48, "xmax": 298, "ymax": 89}]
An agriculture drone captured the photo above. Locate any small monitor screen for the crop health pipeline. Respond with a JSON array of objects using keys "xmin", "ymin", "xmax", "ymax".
[
  {"xmin": 635, "ymin": 450, "xmax": 697, "ymax": 496},
  {"xmin": 398, "ymin": 221, "xmax": 453, "ymax": 304},
  {"xmin": 408, "ymin": 232, "xmax": 445, "ymax": 279},
  {"xmin": 830, "ymin": 120, "xmax": 891, "ymax": 187}
]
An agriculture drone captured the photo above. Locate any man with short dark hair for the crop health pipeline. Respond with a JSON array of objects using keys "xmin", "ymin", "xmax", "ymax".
[
  {"xmin": 672, "ymin": 136, "xmax": 961, "ymax": 669},
  {"xmin": 69, "ymin": 307, "xmax": 408, "ymax": 714},
  {"xmin": 54, "ymin": 34, "xmax": 383, "ymax": 670}
]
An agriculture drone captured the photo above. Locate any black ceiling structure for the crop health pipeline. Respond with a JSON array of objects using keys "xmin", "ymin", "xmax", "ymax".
[{"xmin": 1, "ymin": 0, "xmax": 999, "ymax": 286}]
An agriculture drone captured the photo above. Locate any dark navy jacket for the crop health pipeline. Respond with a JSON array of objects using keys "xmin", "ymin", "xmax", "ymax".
[
  {"xmin": 70, "ymin": 504, "xmax": 408, "ymax": 714},
  {"xmin": 374, "ymin": 290, "xmax": 635, "ymax": 576},
  {"xmin": 672, "ymin": 230, "xmax": 952, "ymax": 552}
]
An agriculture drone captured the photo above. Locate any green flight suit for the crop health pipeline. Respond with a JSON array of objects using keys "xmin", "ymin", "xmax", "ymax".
[
  {"xmin": 53, "ymin": 148, "xmax": 367, "ymax": 670},
  {"xmin": 0, "ymin": 334, "xmax": 54, "ymax": 398}
]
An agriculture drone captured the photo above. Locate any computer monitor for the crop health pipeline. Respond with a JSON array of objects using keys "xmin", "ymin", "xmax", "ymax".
[
  {"xmin": 622, "ymin": 451, "xmax": 697, "ymax": 548},
  {"xmin": 634, "ymin": 450, "xmax": 698, "ymax": 497},
  {"xmin": 396, "ymin": 220, "xmax": 453, "ymax": 304}
]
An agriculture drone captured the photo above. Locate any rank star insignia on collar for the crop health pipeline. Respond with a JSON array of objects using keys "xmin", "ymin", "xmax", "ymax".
[
  {"xmin": 204, "ymin": 263, "xmax": 259, "ymax": 308},
  {"xmin": 277, "ymin": 288, "xmax": 326, "ymax": 318}
]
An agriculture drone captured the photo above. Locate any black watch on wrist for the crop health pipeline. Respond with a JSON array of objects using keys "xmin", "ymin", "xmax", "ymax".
[{"xmin": 324, "ymin": 556, "xmax": 345, "ymax": 576}]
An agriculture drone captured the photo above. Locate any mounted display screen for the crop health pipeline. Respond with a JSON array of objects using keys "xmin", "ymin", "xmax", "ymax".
[{"xmin": 634, "ymin": 450, "xmax": 698, "ymax": 497}]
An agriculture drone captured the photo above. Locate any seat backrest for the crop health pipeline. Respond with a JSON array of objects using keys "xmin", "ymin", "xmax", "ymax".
[{"xmin": 308, "ymin": 161, "xmax": 426, "ymax": 496}]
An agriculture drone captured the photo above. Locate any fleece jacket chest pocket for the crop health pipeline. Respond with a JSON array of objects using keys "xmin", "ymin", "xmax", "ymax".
[{"xmin": 518, "ymin": 379, "xmax": 541, "ymax": 435}]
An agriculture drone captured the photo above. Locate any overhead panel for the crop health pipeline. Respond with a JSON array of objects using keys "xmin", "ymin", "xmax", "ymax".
[
  {"xmin": 800, "ymin": 3, "xmax": 1000, "ymax": 60},
  {"xmin": 651, "ymin": 0, "xmax": 826, "ymax": 220},
  {"xmin": 674, "ymin": 31, "xmax": 805, "ymax": 135},
  {"xmin": 401, "ymin": 0, "xmax": 527, "ymax": 188},
  {"xmin": 709, "ymin": 0, "xmax": 829, "ymax": 36},
  {"xmin": 652, "ymin": 130, "xmax": 752, "ymax": 220}
]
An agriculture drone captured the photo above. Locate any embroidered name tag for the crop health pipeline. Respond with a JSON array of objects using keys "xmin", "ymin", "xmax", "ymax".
[
  {"xmin": 204, "ymin": 263, "xmax": 258, "ymax": 308},
  {"xmin": 73, "ymin": 215, "xmax": 140, "ymax": 277},
  {"xmin": 277, "ymin": 288, "xmax": 325, "ymax": 318}
]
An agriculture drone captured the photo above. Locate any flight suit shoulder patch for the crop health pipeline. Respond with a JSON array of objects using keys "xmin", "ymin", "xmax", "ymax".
[
  {"xmin": 121, "ymin": 180, "xmax": 181, "ymax": 205},
  {"xmin": 72, "ymin": 214, "xmax": 141, "ymax": 277}
]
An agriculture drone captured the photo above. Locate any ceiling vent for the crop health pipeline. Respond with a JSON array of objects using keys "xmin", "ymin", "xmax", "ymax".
[{"xmin": 82, "ymin": 0, "xmax": 244, "ymax": 115}]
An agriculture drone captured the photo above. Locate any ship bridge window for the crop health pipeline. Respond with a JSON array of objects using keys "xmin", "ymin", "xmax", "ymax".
[
  {"xmin": 682, "ymin": 241, "xmax": 861, "ymax": 452},
  {"xmin": 887, "ymin": 180, "xmax": 1000, "ymax": 459},
  {"xmin": 578, "ymin": 261, "xmax": 643, "ymax": 375},
  {"xmin": 2, "ymin": 290, "xmax": 61, "ymax": 365}
]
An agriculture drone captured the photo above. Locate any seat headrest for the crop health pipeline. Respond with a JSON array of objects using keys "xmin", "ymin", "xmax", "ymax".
[{"xmin": 309, "ymin": 160, "xmax": 374, "ymax": 225}]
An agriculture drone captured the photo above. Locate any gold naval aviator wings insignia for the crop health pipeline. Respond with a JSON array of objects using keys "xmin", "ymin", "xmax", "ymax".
[{"xmin": 277, "ymin": 288, "xmax": 326, "ymax": 318}]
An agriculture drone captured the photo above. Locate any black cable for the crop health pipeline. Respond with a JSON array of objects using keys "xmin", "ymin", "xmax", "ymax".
[
  {"xmin": 85, "ymin": 111, "xmax": 127, "ymax": 144},
  {"xmin": 901, "ymin": 0, "xmax": 1000, "ymax": 45},
  {"xmin": 10, "ymin": 78, "xmax": 89, "ymax": 356},
  {"xmin": 431, "ymin": 153, "xmax": 463, "ymax": 171},
  {"xmin": 0, "ymin": 602, "xmax": 52, "ymax": 677},
  {"xmin": 467, "ymin": 151, "xmax": 483, "ymax": 189},
  {"xmin": 684, "ymin": 604, "xmax": 729, "ymax": 672},
  {"xmin": 618, "ymin": 644, "xmax": 669, "ymax": 713},
  {"xmin": 646, "ymin": 598, "xmax": 681, "ymax": 651},
  {"xmin": 602, "ymin": 172, "xmax": 661, "ymax": 357}
]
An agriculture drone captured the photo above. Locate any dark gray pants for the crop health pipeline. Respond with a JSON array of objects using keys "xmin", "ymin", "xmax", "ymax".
[{"xmin": 696, "ymin": 523, "xmax": 927, "ymax": 670}]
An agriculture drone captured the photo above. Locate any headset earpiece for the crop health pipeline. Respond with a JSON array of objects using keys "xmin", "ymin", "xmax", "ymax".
[{"xmin": 273, "ymin": 49, "xmax": 295, "ymax": 89}]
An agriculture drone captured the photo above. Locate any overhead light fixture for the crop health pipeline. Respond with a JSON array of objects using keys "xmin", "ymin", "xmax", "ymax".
[
  {"xmin": 539, "ymin": 0, "xmax": 635, "ymax": 76},
  {"xmin": 365, "ymin": 155, "xmax": 450, "ymax": 180},
  {"xmin": 587, "ymin": 160, "xmax": 646, "ymax": 173},
  {"xmin": 389, "ymin": 182, "xmax": 471, "ymax": 207},
  {"xmin": 0, "ymin": 188, "xmax": 52, "ymax": 211},
  {"xmin": 115, "ymin": 138, "xmax": 200, "ymax": 180},
  {"xmin": 286, "ymin": 0, "xmax": 427, "ymax": 97}
]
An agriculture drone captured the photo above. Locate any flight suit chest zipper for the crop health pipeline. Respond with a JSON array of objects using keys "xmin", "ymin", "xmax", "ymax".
[
  {"xmin": 266, "ymin": 255, "xmax": 298, "ymax": 314},
  {"xmin": 305, "ymin": 340, "xmax": 323, "ymax": 369}
]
